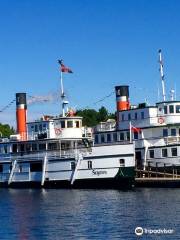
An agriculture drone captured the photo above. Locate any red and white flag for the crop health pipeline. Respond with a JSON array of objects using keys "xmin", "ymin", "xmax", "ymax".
[
  {"xmin": 58, "ymin": 60, "xmax": 73, "ymax": 73},
  {"xmin": 131, "ymin": 125, "xmax": 141, "ymax": 133}
]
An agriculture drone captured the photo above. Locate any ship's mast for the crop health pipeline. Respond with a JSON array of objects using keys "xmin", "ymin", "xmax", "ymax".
[
  {"xmin": 158, "ymin": 49, "xmax": 166, "ymax": 101},
  {"xmin": 60, "ymin": 70, "xmax": 66, "ymax": 117},
  {"xmin": 58, "ymin": 60, "xmax": 69, "ymax": 117}
]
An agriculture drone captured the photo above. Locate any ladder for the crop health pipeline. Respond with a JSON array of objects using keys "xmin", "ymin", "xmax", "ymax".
[
  {"xmin": 71, "ymin": 154, "xmax": 82, "ymax": 185},
  {"xmin": 41, "ymin": 154, "xmax": 48, "ymax": 186},
  {"xmin": 8, "ymin": 160, "xmax": 17, "ymax": 185}
]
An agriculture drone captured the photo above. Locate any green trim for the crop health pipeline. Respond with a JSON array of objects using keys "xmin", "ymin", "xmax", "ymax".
[{"xmin": 116, "ymin": 166, "xmax": 135, "ymax": 178}]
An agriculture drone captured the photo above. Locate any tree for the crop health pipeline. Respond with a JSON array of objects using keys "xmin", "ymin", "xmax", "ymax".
[
  {"xmin": 76, "ymin": 106, "xmax": 115, "ymax": 127},
  {"xmin": 0, "ymin": 123, "xmax": 15, "ymax": 138},
  {"xmin": 97, "ymin": 106, "xmax": 109, "ymax": 122},
  {"xmin": 76, "ymin": 109, "xmax": 99, "ymax": 127}
]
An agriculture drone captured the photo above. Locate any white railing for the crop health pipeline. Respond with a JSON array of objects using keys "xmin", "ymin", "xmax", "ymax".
[{"xmin": 164, "ymin": 136, "xmax": 180, "ymax": 145}]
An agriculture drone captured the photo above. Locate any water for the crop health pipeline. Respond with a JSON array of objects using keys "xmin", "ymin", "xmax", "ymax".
[{"xmin": 0, "ymin": 188, "xmax": 180, "ymax": 239}]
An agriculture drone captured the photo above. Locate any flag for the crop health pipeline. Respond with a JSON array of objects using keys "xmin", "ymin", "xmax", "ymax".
[
  {"xmin": 131, "ymin": 125, "xmax": 141, "ymax": 133},
  {"xmin": 58, "ymin": 60, "xmax": 73, "ymax": 73}
]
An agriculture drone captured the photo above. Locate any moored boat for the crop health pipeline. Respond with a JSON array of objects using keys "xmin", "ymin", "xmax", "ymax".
[{"xmin": 0, "ymin": 61, "xmax": 135, "ymax": 188}]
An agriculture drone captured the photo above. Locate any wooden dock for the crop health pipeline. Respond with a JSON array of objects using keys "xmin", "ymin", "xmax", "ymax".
[{"xmin": 135, "ymin": 168, "xmax": 180, "ymax": 187}]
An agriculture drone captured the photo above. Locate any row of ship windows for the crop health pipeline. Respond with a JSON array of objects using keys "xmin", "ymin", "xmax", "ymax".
[
  {"xmin": 0, "ymin": 142, "xmax": 72, "ymax": 154},
  {"xmin": 54, "ymin": 120, "xmax": 81, "ymax": 129},
  {"xmin": 120, "ymin": 104, "xmax": 180, "ymax": 122},
  {"xmin": 163, "ymin": 105, "xmax": 180, "ymax": 114},
  {"xmin": 163, "ymin": 128, "xmax": 180, "ymax": 137},
  {"xmin": 94, "ymin": 132, "xmax": 131, "ymax": 144},
  {"xmin": 149, "ymin": 147, "xmax": 178, "ymax": 159},
  {"xmin": 29, "ymin": 120, "xmax": 81, "ymax": 132},
  {"xmin": 120, "ymin": 112, "xmax": 145, "ymax": 121},
  {"xmin": 0, "ymin": 159, "xmax": 126, "ymax": 173},
  {"xmin": 30, "ymin": 123, "xmax": 48, "ymax": 132}
]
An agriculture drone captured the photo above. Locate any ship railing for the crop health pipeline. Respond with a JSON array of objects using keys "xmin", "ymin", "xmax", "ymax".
[{"xmin": 164, "ymin": 136, "xmax": 180, "ymax": 145}]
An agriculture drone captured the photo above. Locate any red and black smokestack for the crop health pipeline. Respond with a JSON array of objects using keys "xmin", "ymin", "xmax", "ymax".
[
  {"xmin": 16, "ymin": 93, "xmax": 27, "ymax": 140},
  {"xmin": 115, "ymin": 86, "xmax": 130, "ymax": 111}
]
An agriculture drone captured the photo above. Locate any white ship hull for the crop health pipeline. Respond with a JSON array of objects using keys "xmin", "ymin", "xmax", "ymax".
[{"xmin": 0, "ymin": 143, "xmax": 135, "ymax": 189}]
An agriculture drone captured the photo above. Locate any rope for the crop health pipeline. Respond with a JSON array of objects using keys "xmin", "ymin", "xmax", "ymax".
[{"xmin": 0, "ymin": 99, "xmax": 15, "ymax": 113}]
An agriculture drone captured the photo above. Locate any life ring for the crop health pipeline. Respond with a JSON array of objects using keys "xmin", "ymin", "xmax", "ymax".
[
  {"xmin": 55, "ymin": 128, "xmax": 62, "ymax": 135},
  {"xmin": 158, "ymin": 117, "xmax": 164, "ymax": 124}
]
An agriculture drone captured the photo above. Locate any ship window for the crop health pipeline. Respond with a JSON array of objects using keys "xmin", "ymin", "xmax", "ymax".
[
  {"xmin": 31, "ymin": 125, "xmax": 34, "ymax": 129},
  {"xmin": 176, "ymin": 105, "xmax": 180, "ymax": 113},
  {"xmin": 119, "ymin": 159, "xmax": 125, "ymax": 167},
  {"xmin": 171, "ymin": 128, "xmax": 176, "ymax": 136},
  {"xmin": 101, "ymin": 134, "xmax": 105, "ymax": 143},
  {"xmin": 32, "ymin": 144, "xmax": 37, "ymax": 151},
  {"xmin": 126, "ymin": 132, "xmax": 130, "ymax": 141},
  {"xmin": 94, "ymin": 135, "xmax": 99, "ymax": 144},
  {"xmin": 43, "ymin": 124, "xmax": 47, "ymax": 128},
  {"xmin": 135, "ymin": 112, "xmax": 138, "ymax": 120},
  {"xmin": 164, "ymin": 106, "xmax": 167, "ymax": 114},
  {"xmin": 162, "ymin": 148, "xmax": 168, "ymax": 158},
  {"xmin": 113, "ymin": 133, "xmax": 117, "ymax": 142},
  {"xmin": 169, "ymin": 105, "xmax": 174, "ymax": 114},
  {"xmin": 122, "ymin": 114, "xmax": 124, "ymax": 121},
  {"xmin": 149, "ymin": 150, "xmax": 154, "ymax": 158},
  {"xmin": 88, "ymin": 161, "xmax": 92, "ymax": 169},
  {"xmin": 120, "ymin": 132, "xmax": 124, "ymax": 141},
  {"xmin": 20, "ymin": 144, "xmax": 25, "ymax": 152},
  {"xmin": 75, "ymin": 121, "xmax": 80, "ymax": 128},
  {"xmin": 0, "ymin": 164, "xmax": 3, "ymax": 173},
  {"xmin": 128, "ymin": 113, "xmax": 131, "ymax": 120},
  {"xmin": 171, "ymin": 147, "xmax": 177, "ymax": 157},
  {"xmin": 141, "ymin": 112, "xmax": 144, "ymax": 119},
  {"xmin": 39, "ymin": 124, "xmax": 42, "ymax": 131},
  {"xmin": 67, "ymin": 121, "xmax": 73, "ymax": 128},
  {"xmin": 30, "ymin": 162, "xmax": 42, "ymax": 172},
  {"xmin": 48, "ymin": 142, "xmax": 57, "ymax": 150},
  {"xmin": 61, "ymin": 121, "xmax": 65, "ymax": 128},
  {"xmin": 107, "ymin": 134, "xmax": 111, "ymax": 142},
  {"xmin": 12, "ymin": 144, "xmax": 17, "ymax": 153},
  {"xmin": 4, "ymin": 145, "xmax": 8, "ymax": 154},
  {"xmin": 26, "ymin": 144, "xmax": 31, "ymax": 152},
  {"xmin": 163, "ymin": 129, "xmax": 168, "ymax": 137},
  {"xmin": 39, "ymin": 143, "xmax": 46, "ymax": 150},
  {"xmin": 134, "ymin": 132, "xmax": 138, "ymax": 140},
  {"xmin": 35, "ymin": 125, "xmax": 38, "ymax": 132},
  {"xmin": 71, "ymin": 162, "xmax": 76, "ymax": 170}
]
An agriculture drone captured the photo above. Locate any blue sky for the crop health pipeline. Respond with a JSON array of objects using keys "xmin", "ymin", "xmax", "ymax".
[{"xmin": 1, "ymin": 0, "xmax": 180, "ymax": 126}]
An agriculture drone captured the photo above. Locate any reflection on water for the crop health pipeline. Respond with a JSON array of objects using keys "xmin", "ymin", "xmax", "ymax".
[{"xmin": 0, "ymin": 188, "xmax": 180, "ymax": 239}]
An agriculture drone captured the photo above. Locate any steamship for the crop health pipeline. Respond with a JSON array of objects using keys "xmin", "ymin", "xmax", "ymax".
[
  {"xmin": 0, "ymin": 63, "xmax": 135, "ymax": 188},
  {"xmin": 94, "ymin": 50, "xmax": 180, "ymax": 171}
]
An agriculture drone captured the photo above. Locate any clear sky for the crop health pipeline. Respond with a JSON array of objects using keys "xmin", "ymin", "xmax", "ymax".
[{"xmin": 1, "ymin": 0, "xmax": 180, "ymax": 126}]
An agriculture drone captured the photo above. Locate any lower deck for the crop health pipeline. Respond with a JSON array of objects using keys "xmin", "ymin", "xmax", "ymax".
[{"xmin": 0, "ymin": 143, "xmax": 135, "ymax": 189}]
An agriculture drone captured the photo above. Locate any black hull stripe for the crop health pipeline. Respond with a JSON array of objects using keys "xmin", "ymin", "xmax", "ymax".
[
  {"xmin": 0, "ymin": 178, "xmax": 134, "ymax": 189},
  {"xmin": 84, "ymin": 153, "xmax": 134, "ymax": 160}
]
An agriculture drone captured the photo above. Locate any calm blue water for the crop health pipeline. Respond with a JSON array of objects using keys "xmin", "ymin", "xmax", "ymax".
[{"xmin": 0, "ymin": 188, "xmax": 180, "ymax": 239}]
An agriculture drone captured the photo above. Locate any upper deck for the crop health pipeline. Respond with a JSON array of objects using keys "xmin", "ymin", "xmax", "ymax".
[{"xmin": 116, "ymin": 101, "xmax": 180, "ymax": 130}]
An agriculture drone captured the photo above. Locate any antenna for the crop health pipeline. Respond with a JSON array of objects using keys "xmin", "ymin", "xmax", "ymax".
[
  {"xmin": 158, "ymin": 49, "xmax": 166, "ymax": 101},
  {"xmin": 170, "ymin": 89, "xmax": 175, "ymax": 101}
]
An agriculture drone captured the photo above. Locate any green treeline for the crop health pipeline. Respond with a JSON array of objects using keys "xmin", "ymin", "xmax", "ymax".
[
  {"xmin": 0, "ymin": 123, "xmax": 15, "ymax": 138},
  {"xmin": 76, "ymin": 106, "xmax": 115, "ymax": 127}
]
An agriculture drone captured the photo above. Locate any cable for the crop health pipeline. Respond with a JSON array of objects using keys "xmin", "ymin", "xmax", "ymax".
[{"xmin": 0, "ymin": 99, "xmax": 15, "ymax": 113}]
